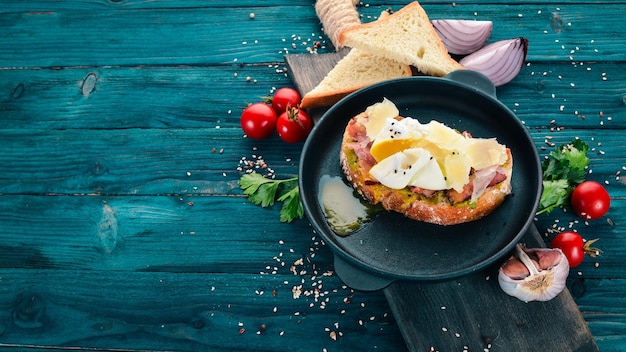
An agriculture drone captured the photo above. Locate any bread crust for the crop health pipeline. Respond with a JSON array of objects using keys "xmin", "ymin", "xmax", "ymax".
[
  {"xmin": 337, "ymin": 1, "xmax": 465, "ymax": 77},
  {"xmin": 300, "ymin": 47, "xmax": 413, "ymax": 109},
  {"xmin": 301, "ymin": 90, "xmax": 353, "ymax": 110},
  {"xmin": 340, "ymin": 114, "xmax": 512, "ymax": 226}
]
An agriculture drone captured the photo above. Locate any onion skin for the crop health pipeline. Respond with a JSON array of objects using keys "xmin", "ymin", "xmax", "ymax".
[
  {"xmin": 432, "ymin": 20, "xmax": 493, "ymax": 55},
  {"xmin": 459, "ymin": 37, "xmax": 529, "ymax": 87}
]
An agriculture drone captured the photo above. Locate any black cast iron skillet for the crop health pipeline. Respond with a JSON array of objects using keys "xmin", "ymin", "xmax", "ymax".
[{"xmin": 299, "ymin": 71, "xmax": 542, "ymax": 290}]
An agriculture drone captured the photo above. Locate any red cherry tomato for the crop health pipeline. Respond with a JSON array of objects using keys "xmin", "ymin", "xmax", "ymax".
[
  {"xmin": 276, "ymin": 107, "xmax": 312, "ymax": 143},
  {"xmin": 240, "ymin": 103, "xmax": 277, "ymax": 140},
  {"xmin": 570, "ymin": 180, "xmax": 610, "ymax": 220},
  {"xmin": 550, "ymin": 231, "xmax": 585, "ymax": 268},
  {"xmin": 550, "ymin": 231, "xmax": 601, "ymax": 268},
  {"xmin": 271, "ymin": 88, "xmax": 301, "ymax": 115}
]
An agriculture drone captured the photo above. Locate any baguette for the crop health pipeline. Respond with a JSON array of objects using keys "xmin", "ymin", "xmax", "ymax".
[
  {"xmin": 338, "ymin": 1, "xmax": 465, "ymax": 77},
  {"xmin": 339, "ymin": 104, "xmax": 512, "ymax": 226}
]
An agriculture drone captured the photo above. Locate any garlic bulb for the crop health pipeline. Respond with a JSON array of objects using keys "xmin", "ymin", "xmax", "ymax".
[{"xmin": 498, "ymin": 244, "xmax": 569, "ymax": 302}]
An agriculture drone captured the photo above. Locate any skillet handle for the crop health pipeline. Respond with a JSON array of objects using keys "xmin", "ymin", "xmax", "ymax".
[
  {"xmin": 333, "ymin": 254, "xmax": 394, "ymax": 291},
  {"xmin": 445, "ymin": 70, "xmax": 496, "ymax": 98}
]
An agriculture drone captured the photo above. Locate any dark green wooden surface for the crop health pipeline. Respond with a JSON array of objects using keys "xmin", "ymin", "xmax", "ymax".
[{"xmin": 0, "ymin": 1, "xmax": 625, "ymax": 351}]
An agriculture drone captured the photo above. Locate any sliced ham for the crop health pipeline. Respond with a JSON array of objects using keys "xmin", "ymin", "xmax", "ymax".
[
  {"xmin": 451, "ymin": 166, "xmax": 509, "ymax": 205},
  {"xmin": 346, "ymin": 142, "xmax": 376, "ymax": 170},
  {"xmin": 448, "ymin": 182, "xmax": 474, "ymax": 204},
  {"xmin": 347, "ymin": 118, "xmax": 368, "ymax": 141},
  {"xmin": 410, "ymin": 186, "xmax": 438, "ymax": 198},
  {"xmin": 489, "ymin": 169, "xmax": 507, "ymax": 186}
]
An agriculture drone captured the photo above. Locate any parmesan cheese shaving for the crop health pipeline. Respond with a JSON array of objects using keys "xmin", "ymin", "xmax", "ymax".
[{"xmin": 366, "ymin": 99, "xmax": 507, "ymax": 192}]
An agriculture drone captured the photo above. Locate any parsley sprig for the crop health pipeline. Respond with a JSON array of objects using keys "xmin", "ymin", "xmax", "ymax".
[
  {"xmin": 239, "ymin": 172, "xmax": 304, "ymax": 223},
  {"xmin": 537, "ymin": 139, "xmax": 590, "ymax": 215}
]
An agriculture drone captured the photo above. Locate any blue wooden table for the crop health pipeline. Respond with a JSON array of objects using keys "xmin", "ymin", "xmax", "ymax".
[{"xmin": 0, "ymin": 1, "xmax": 624, "ymax": 351}]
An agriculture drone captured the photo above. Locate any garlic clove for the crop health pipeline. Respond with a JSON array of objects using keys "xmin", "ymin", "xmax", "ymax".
[
  {"xmin": 500, "ymin": 257, "xmax": 531, "ymax": 279},
  {"xmin": 498, "ymin": 244, "xmax": 569, "ymax": 302},
  {"xmin": 533, "ymin": 247, "xmax": 564, "ymax": 269}
]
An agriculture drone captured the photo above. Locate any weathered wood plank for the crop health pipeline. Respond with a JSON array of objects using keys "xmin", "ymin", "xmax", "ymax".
[
  {"xmin": 0, "ymin": 271, "xmax": 621, "ymax": 351},
  {"xmin": 577, "ymin": 278, "xmax": 626, "ymax": 351},
  {"xmin": 0, "ymin": 65, "xmax": 293, "ymax": 129},
  {"xmin": 1, "ymin": 0, "xmax": 620, "ymax": 10},
  {"xmin": 0, "ymin": 270, "xmax": 407, "ymax": 351},
  {"xmin": 0, "ymin": 195, "xmax": 324, "ymax": 272},
  {"xmin": 0, "ymin": 0, "xmax": 316, "ymax": 9},
  {"xmin": 0, "ymin": 203, "xmax": 622, "ymax": 350},
  {"xmin": 0, "ymin": 62, "xmax": 624, "ymax": 130},
  {"xmin": 384, "ymin": 224, "xmax": 599, "ymax": 352},
  {"xmin": 0, "ymin": 6, "xmax": 327, "ymax": 68},
  {"xmin": 0, "ymin": 193, "xmax": 621, "ymax": 277},
  {"xmin": 0, "ymin": 127, "xmax": 623, "ymax": 196},
  {"xmin": 0, "ymin": 1, "xmax": 624, "ymax": 351},
  {"xmin": 0, "ymin": 194, "xmax": 622, "ymax": 350},
  {"xmin": 0, "ymin": 127, "xmax": 305, "ymax": 195},
  {"xmin": 0, "ymin": 3, "xmax": 624, "ymax": 68}
]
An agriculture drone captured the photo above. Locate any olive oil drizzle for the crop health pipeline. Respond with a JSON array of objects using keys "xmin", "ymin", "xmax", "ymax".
[{"xmin": 318, "ymin": 175, "xmax": 380, "ymax": 236}]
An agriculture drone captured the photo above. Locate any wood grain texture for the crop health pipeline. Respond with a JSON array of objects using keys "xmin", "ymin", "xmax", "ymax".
[
  {"xmin": 1, "ymin": 3, "xmax": 625, "ymax": 68},
  {"xmin": 1, "ymin": 62, "xmax": 623, "ymax": 129},
  {"xmin": 0, "ymin": 127, "xmax": 304, "ymax": 195},
  {"xmin": 0, "ymin": 270, "xmax": 406, "ymax": 351},
  {"xmin": 0, "ymin": 195, "xmax": 318, "ymax": 271},
  {"xmin": 385, "ymin": 226, "xmax": 597, "ymax": 352},
  {"xmin": 0, "ymin": 0, "xmax": 625, "ymax": 351}
]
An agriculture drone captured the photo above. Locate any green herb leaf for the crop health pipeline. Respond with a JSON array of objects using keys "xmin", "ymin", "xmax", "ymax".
[
  {"xmin": 240, "ymin": 172, "xmax": 273, "ymax": 195},
  {"xmin": 249, "ymin": 181, "xmax": 280, "ymax": 207},
  {"xmin": 537, "ymin": 179, "xmax": 570, "ymax": 215},
  {"xmin": 277, "ymin": 186, "xmax": 304, "ymax": 223},
  {"xmin": 537, "ymin": 139, "xmax": 590, "ymax": 215},
  {"xmin": 239, "ymin": 172, "xmax": 303, "ymax": 223}
]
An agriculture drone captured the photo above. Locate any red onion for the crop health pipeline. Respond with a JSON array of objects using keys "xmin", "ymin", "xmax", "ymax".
[
  {"xmin": 459, "ymin": 37, "xmax": 529, "ymax": 87},
  {"xmin": 432, "ymin": 20, "xmax": 493, "ymax": 55}
]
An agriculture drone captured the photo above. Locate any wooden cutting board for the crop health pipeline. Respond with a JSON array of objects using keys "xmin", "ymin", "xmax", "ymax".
[{"xmin": 285, "ymin": 51, "xmax": 598, "ymax": 352}]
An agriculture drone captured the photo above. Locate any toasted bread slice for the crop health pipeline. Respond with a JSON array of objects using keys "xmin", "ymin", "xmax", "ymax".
[
  {"xmin": 301, "ymin": 11, "xmax": 412, "ymax": 109},
  {"xmin": 300, "ymin": 48, "xmax": 412, "ymax": 109},
  {"xmin": 340, "ymin": 112, "xmax": 512, "ymax": 226},
  {"xmin": 338, "ymin": 1, "xmax": 465, "ymax": 77}
]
